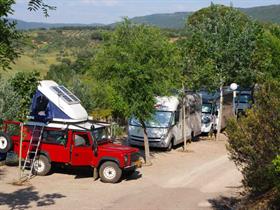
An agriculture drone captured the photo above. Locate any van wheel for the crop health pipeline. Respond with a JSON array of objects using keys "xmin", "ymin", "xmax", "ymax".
[
  {"xmin": 99, "ymin": 161, "xmax": 122, "ymax": 183},
  {"xmin": 32, "ymin": 155, "xmax": 51, "ymax": 176},
  {"xmin": 0, "ymin": 132, "xmax": 12, "ymax": 153},
  {"xmin": 166, "ymin": 140, "xmax": 173, "ymax": 151}
]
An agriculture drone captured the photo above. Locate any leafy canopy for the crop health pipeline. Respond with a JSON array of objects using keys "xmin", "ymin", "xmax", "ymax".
[
  {"xmin": 0, "ymin": 0, "xmax": 21, "ymax": 70},
  {"xmin": 181, "ymin": 4, "xmax": 262, "ymax": 90},
  {"xmin": 92, "ymin": 20, "xmax": 181, "ymax": 122}
]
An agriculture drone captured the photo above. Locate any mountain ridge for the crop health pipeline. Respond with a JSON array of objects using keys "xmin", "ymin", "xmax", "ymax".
[{"xmin": 10, "ymin": 4, "xmax": 280, "ymax": 30}]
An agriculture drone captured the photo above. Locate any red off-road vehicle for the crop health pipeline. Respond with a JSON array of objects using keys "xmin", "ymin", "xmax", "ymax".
[{"xmin": 0, "ymin": 120, "xmax": 142, "ymax": 183}]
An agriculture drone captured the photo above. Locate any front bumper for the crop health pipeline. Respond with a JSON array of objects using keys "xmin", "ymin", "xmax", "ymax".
[
  {"xmin": 128, "ymin": 137, "xmax": 168, "ymax": 148},
  {"xmin": 124, "ymin": 159, "xmax": 142, "ymax": 170}
]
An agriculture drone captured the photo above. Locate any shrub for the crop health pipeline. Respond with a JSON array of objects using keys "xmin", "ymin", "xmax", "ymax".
[{"xmin": 227, "ymin": 78, "xmax": 280, "ymax": 195}]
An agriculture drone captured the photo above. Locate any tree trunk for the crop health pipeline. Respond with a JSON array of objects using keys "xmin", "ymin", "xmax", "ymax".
[
  {"xmin": 182, "ymin": 96, "xmax": 187, "ymax": 151},
  {"xmin": 216, "ymin": 84, "xmax": 223, "ymax": 140},
  {"xmin": 141, "ymin": 121, "xmax": 151, "ymax": 165}
]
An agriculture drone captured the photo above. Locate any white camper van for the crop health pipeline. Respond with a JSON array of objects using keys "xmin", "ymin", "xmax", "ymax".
[{"xmin": 128, "ymin": 93, "xmax": 202, "ymax": 150}]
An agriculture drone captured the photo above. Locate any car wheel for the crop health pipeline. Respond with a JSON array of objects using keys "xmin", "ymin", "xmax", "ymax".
[
  {"xmin": 99, "ymin": 161, "xmax": 122, "ymax": 183},
  {"xmin": 32, "ymin": 155, "xmax": 51, "ymax": 176},
  {"xmin": 0, "ymin": 132, "xmax": 12, "ymax": 153}
]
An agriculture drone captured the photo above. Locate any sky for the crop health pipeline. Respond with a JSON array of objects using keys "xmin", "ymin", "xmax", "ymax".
[{"xmin": 11, "ymin": 0, "xmax": 280, "ymax": 24}]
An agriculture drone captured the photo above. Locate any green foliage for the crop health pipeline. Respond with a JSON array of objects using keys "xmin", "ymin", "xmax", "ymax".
[
  {"xmin": 28, "ymin": 0, "xmax": 56, "ymax": 17},
  {"xmin": 0, "ymin": 71, "xmax": 40, "ymax": 121},
  {"xmin": 0, "ymin": 0, "xmax": 21, "ymax": 70},
  {"xmin": 92, "ymin": 19, "xmax": 181, "ymax": 122},
  {"xmin": 181, "ymin": 5, "xmax": 262, "ymax": 90},
  {"xmin": 227, "ymin": 78, "xmax": 280, "ymax": 194}
]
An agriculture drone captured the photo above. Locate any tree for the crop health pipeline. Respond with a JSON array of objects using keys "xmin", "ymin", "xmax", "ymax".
[
  {"xmin": 0, "ymin": 0, "xmax": 21, "ymax": 70},
  {"xmin": 227, "ymin": 78, "xmax": 280, "ymax": 198},
  {"xmin": 0, "ymin": 0, "xmax": 55, "ymax": 70},
  {"xmin": 28, "ymin": 0, "xmax": 56, "ymax": 17},
  {"xmin": 0, "ymin": 72, "xmax": 40, "ymax": 122},
  {"xmin": 180, "ymin": 4, "xmax": 262, "ymax": 137},
  {"xmin": 92, "ymin": 20, "xmax": 181, "ymax": 164}
]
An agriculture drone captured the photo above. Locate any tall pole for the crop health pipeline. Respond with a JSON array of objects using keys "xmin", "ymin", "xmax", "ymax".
[
  {"xmin": 216, "ymin": 84, "xmax": 223, "ymax": 140},
  {"xmin": 182, "ymin": 84, "xmax": 187, "ymax": 151},
  {"xmin": 18, "ymin": 123, "xmax": 23, "ymax": 180}
]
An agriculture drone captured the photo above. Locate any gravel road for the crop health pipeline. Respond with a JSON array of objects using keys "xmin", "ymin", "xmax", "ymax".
[{"xmin": 0, "ymin": 136, "xmax": 242, "ymax": 210}]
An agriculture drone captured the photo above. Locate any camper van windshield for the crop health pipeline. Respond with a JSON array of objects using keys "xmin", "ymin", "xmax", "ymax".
[
  {"xmin": 202, "ymin": 103, "xmax": 212, "ymax": 114},
  {"xmin": 130, "ymin": 111, "xmax": 172, "ymax": 128},
  {"xmin": 236, "ymin": 94, "xmax": 252, "ymax": 104}
]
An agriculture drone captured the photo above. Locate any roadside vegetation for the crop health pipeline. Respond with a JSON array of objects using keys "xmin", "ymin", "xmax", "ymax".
[{"xmin": 1, "ymin": 1, "xmax": 280, "ymax": 207}]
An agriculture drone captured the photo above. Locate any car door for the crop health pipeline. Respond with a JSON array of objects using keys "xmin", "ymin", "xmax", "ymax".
[
  {"xmin": 71, "ymin": 131, "xmax": 94, "ymax": 166},
  {"xmin": 40, "ymin": 128, "xmax": 70, "ymax": 163}
]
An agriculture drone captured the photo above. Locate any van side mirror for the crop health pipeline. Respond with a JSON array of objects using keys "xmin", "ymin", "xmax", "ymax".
[{"xmin": 215, "ymin": 111, "xmax": 219, "ymax": 116}]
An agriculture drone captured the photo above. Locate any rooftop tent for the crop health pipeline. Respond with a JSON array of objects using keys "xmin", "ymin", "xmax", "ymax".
[{"xmin": 30, "ymin": 80, "xmax": 88, "ymax": 122}]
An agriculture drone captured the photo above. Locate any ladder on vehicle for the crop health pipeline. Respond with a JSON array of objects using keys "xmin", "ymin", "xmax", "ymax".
[{"xmin": 21, "ymin": 125, "xmax": 44, "ymax": 180}]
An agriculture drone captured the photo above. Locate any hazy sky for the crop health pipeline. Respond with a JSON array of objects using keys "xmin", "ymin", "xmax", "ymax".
[{"xmin": 11, "ymin": 0, "xmax": 280, "ymax": 24}]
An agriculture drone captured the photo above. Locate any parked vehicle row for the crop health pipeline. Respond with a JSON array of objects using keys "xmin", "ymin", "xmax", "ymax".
[{"xmin": 128, "ymin": 92, "xmax": 202, "ymax": 150}]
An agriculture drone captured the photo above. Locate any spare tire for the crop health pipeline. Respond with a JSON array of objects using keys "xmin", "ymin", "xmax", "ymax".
[{"xmin": 0, "ymin": 132, "xmax": 12, "ymax": 153}]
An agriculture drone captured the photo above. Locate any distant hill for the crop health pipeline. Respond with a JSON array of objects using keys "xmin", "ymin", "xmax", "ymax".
[
  {"xmin": 130, "ymin": 12, "xmax": 193, "ymax": 29},
  {"xmin": 9, "ymin": 18, "xmax": 104, "ymax": 30},
  {"xmin": 10, "ymin": 4, "xmax": 280, "ymax": 30},
  {"xmin": 240, "ymin": 5, "xmax": 280, "ymax": 24},
  {"xmin": 130, "ymin": 4, "xmax": 280, "ymax": 29}
]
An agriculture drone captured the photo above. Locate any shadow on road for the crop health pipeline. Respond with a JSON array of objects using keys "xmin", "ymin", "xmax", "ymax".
[
  {"xmin": 123, "ymin": 170, "xmax": 142, "ymax": 181},
  {"xmin": 0, "ymin": 186, "xmax": 66, "ymax": 210},
  {"xmin": 208, "ymin": 196, "xmax": 240, "ymax": 210},
  {"xmin": 50, "ymin": 165, "xmax": 93, "ymax": 179}
]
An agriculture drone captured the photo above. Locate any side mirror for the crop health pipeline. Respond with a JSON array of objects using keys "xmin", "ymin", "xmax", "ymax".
[{"xmin": 215, "ymin": 111, "xmax": 219, "ymax": 116}]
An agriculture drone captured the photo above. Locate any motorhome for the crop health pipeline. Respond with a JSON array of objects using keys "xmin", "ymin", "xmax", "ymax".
[
  {"xmin": 201, "ymin": 99, "xmax": 216, "ymax": 134},
  {"xmin": 128, "ymin": 93, "xmax": 202, "ymax": 150},
  {"xmin": 235, "ymin": 89, "xmax": 253, "ymax": 116},
  {"xmin": 214, "ymin": 87, "xmax": 235, "ymax": 131}
]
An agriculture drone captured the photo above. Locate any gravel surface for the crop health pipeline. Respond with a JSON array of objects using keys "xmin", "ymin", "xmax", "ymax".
[{"xmin": 0, "ymin": 135, "xmax": 242, "ymax": 210}]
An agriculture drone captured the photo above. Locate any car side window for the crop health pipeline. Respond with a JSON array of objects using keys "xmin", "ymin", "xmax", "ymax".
[
  {"xmin": 42, "ymin": 130, "xmax": 67, "ymax": 145},
  {"xmin": 74, "ymin": 133, "xmax": 90, "ymax": 147}
]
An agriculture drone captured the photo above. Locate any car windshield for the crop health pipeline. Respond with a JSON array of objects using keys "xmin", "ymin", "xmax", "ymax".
[
  {"xmin": 130, "ymin": 111, "xmax": 173, "ymax": 128},
  {"xmin": 202, "ymin": 103, "xmax": 212, "ymax": 114},
  {"xmin": 91, "ymin": 128, "xmax": 108, "ymax": 141},
  {"xmin": 236, "ymin": 94, "xmax": 252, "ymax": 103}
]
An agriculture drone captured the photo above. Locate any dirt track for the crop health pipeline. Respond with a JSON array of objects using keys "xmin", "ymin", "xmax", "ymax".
[{"xmin": 0, "ymin": 136, "xmax": 242, "ymax": 210}]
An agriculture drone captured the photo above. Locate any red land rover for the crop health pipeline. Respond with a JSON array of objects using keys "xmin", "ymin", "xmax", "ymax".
[{"xmin": 0, "ymin": 120, "xmax": 142, "ymax": 183}]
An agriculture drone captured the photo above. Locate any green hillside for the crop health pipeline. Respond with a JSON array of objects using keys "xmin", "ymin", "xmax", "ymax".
[
  {"xmin": 130, "ymin": 12, "xmax": 193, "ymax": 29},
  {"xmin": 130, "ymin": 4, "xmax": 280, "ymax": 28},
  {"xmin": 2, "ymin": 28, "xmax": 107, "ymax": 78}
]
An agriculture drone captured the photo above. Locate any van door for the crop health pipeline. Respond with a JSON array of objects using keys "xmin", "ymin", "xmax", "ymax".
[
  {"xmin": 171, "ymin": 109, "xmax": 183, "ymax": 145},
  {"xmin": 71, "ymin": 131, "xmax": 94, "ymax": 166}
]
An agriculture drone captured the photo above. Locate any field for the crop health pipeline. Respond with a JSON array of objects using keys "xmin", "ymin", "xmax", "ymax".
[{"xmin": 2, "ymin": 28, "xmax": 106, "ymax": 78}]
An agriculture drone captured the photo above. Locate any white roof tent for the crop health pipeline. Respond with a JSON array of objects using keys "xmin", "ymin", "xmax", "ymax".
[{"xmin": 29, "ymin": 80, "xmax": 88, "ymax": 123}]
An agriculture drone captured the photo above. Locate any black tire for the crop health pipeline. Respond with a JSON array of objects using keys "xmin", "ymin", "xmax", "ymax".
[
  {"xmin": 32, "ymin": 155, "xmax": 51, "ymax": 176},
  {"xmin": 0, "ymin": 132, "xmax": 12, "ymax": 153},
  {"xmin": 99, "ymin": 161, "xmax": 122, "ymax": 183},
  {"xmin": 166, "ymin": 139, "xmax": 173, "ymax": 151}
]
